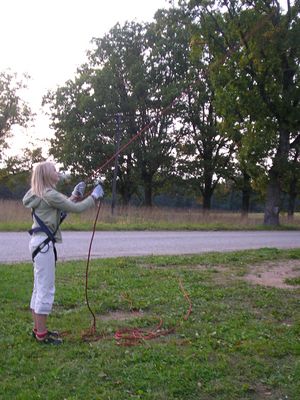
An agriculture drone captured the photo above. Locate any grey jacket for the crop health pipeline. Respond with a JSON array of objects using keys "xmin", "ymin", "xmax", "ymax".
[{"xmin": 23, "ymin": 188, "xmax": 95, "ymax": 242}]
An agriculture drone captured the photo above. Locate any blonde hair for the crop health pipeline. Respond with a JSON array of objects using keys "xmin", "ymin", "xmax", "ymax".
[{"xmin": 31, "ymin": 161, "xmax": 58, "ymax": 197}]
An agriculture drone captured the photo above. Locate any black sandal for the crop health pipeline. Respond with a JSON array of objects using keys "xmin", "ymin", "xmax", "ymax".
[
  {"xmin": 32, "ymin": 329, "xmax": 60, "ymax": 339},
  {"xmin": 35, "ymin": 331, "xmax": 63, "ymax": 345}
]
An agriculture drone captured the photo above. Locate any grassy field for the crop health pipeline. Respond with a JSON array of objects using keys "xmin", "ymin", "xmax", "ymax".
[
  {"xmin": 1, "ymin": 248, "xmax": 299, "ymax": 399},
  {"xmin": 0, "ymin": 200, "xmax": 300, "ymax": 231}
]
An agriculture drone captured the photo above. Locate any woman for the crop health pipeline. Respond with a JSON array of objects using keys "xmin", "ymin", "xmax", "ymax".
[{"xmin": 23, "ymin": 161, "xmax": 103, "ymax": 345}]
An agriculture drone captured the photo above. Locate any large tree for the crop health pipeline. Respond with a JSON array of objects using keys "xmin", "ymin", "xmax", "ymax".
[
  {"xmin": 190, "ymin": 0, "xmax": 300, "ymax": 224},
  {"xmin": 0, "ymin": 71, "xmax": 32, "ymax": 157},
  {"xmin": 147, "ymin": 6, "xmax": 236, "ymax": 210},
  {"xmin": 44, "ymin": 70, "xmax": 115, "ymax": 178},
  {"xmin": 46, "ymin": 21, "xmax": 182, "ymax": 206},
  {"xmin": 178, "ymin": 60, "xmax": 235, "ymax": 210}
]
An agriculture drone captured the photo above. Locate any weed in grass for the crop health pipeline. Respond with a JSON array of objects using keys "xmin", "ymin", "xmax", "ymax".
[{"xmin": 285, "ymin": 277, "xmax": 300, "ymax": 286}]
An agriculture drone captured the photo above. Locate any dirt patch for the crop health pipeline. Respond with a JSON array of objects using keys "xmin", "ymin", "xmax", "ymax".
[
  {"xmin": 244, "ymin": 260, "xmax": 300, "ymax": 289},
  {"xmin": 252, "ymin": 383, "xmax": 274, "ymax": 398},
  {"xmin": 97, "ymin": 310, "xmax": 144, "ymax": 321}
]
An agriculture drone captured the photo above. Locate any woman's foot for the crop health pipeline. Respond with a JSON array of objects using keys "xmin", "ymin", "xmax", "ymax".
[
  {"xmin": 34, "ymin": 330, "xmax": 63, "ymax": 345},
  {"xmin": 32, "ymin": 328, "xmax": 60, "ymax": 339}
]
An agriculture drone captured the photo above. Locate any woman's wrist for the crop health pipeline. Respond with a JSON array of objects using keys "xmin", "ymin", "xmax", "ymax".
[{"xmin": 69, "ymin": 194, "xmax": 79, "ymax": 202}]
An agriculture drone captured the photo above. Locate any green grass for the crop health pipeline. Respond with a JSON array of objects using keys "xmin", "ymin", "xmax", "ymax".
[
  {"xmin": 1, "ymin": 248, "xmax": 300, "ymax": 399},
  {"xmin": 3, "ymin": 221, "xmax": 300, "ymax": 232},
  {"xmin": 285, "ymin": 277, "xmax": 300, "ymax": 286}
]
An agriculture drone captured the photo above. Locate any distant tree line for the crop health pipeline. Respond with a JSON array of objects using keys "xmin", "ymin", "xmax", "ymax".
[{"xmin": 0, "ymin": 1, "xmax": 299, "ymax": 226}]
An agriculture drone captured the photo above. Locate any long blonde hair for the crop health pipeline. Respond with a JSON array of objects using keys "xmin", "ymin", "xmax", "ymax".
[{"xmin": 31, "ymin": 161, "xmax": 58, "ymax": 197}]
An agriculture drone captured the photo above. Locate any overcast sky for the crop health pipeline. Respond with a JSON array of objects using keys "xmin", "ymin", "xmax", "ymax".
[
  {"xmin": 1, "ymin": 0, "xmax": 288, "ymax": 158},
  {"xmin": 0, "ymin": 0, "xmax": 170, "ymax": 156}
]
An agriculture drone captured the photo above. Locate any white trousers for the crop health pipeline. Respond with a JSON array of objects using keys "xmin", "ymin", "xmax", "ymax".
[{"xmin": 29, "ymin": 234, "xmax": 56, "ymax": 315}]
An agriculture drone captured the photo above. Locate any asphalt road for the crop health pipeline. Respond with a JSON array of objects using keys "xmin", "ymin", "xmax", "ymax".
[{"xmin": 0, "ymin": 230, "xmax": 299, "ymax": 264}]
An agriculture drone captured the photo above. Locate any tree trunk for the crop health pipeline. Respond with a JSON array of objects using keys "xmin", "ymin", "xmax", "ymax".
[
  {"xmin": 118, "ymin": 175, "xmax": 133, "ymax": 206},
  {"xmin": 287, "ymin": 177, "xmax": 297, "ymax": 221},
  {"xmin": 144, "ymin": 179, "xmax": 153, "ymax": 207},
  {"xmin": 264, "ymin": 126, "xmax": 290, "ymax": 226},
  {"xmin": 264, "ymin": 167, "xmax": 280, "ymax": 226},
  {"xmin": 241, "ymin": 172, "xmax": 251, "ymax": 218},
  {"xmin": 145, "ymin": 183, "xmax": 152, "ymax": 207},
  {"xmin": 287, "ymin": 148, "xmax": 299, "ymax": 221},
  {"xmin": 119, "ymin": 154, "xmax": 135, "ymax": 206},
  {"xmin": 202, "ymin": 169, "xmax": 213, "ymax": 212},
  {"xmin": 121, "ymin": 188, "xmax": 131, "ymax": 206},
  {"xmin": 202, "ymin": 191, "xmax": 212, "ymax": 211},
  {"xmin": 241, "ymin": 190, "xmax": 250, "ymax": 218}
]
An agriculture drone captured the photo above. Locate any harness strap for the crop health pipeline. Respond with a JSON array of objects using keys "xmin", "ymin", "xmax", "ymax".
[
  {"xmin": 29, "ymin": 212, "xmax": 56, "ymax": 242},
  {"xmin": 31, "ymin": 237, "xmax": 58, "ymax": 262},
  {"xmin": 29, "ymin": 210, "xmax": 66, "ymax": 262}
]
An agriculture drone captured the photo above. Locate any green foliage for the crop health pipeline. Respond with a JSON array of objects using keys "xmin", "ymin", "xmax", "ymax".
[
  {"xmin": 46, "ymin": 20, "xmax": 183, "ymax": 206},
  {"xmin": 43, "ymin": 1, "xmax": 300, "ymax": 219},
  {"xmin": 0, "ymin": 71, "xmax": 32, "ymax": 153},
  {"xmin": 45, "ymin": 8, "xmax": 239, "ymax": 209},
  {"xmin": 4, "ymin": 147, "xmax": 45, "ymax": 174},
  {"xmin": 0, "ymin": 147, "xmax": 45, "ymax": 199},
  {"xmin": 189, "ymin": 0, "xmax": 300, "ymax": 223},
  {"xmin": 0, "ymin": 170, "xmax": 30, "ymax": 199},
  {"xmin": 44, "ymin": 74, "xmax": 115, "ymax": 178}
]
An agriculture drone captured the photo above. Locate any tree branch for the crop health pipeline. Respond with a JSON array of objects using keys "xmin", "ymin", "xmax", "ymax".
[{"xmin": 290, "ymin": 134, "xmax": 300, "ymax": 149}]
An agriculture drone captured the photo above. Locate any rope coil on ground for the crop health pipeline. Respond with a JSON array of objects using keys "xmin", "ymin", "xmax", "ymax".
[{"xmin": 114, "ymin": 278, "xmax": 192, "ymax": 346}]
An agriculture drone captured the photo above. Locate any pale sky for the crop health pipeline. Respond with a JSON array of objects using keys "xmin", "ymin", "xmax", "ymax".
[
  {"xmin": 0, "ymin": 0, "xmax": 170, "ymax": 157},
  {"xmin": 1, "ymin": 0, "xmax": 288, "ymax": 158}
]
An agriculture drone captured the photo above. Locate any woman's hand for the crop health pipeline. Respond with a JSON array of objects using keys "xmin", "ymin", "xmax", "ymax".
[
  {"xmin": 91, "ymin": 184, "xmax": 104, "ymax": 201},
  {"xmin": 70, "ymin": 181, "xmax": 86, "ymax": 201}
]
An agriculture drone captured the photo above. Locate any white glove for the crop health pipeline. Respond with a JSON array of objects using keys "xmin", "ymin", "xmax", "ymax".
[
  {"xmin": 72, "ymin": 181, "xmax": 86, "ymax": 198},
  {"xmin": 91, "ymin": 184, "xmax": 104, "ymax": 200}
]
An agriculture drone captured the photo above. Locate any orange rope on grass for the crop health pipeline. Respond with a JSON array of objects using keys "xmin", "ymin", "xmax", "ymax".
[{"xmin": 113, "ymin": 278, "xmax": 192, "ymax": 346}]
